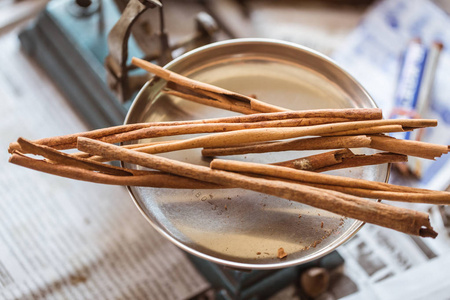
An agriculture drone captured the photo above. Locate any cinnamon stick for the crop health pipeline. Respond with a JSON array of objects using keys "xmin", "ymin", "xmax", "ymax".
[
  {"xmin": 209, "ymin": 159, "xmax": 448, "ymax": 196},
  {"xmin": 165, "ymin": 84, "xmax": 259, "ymax": 114},
  {"xmin": 272, "ymin": 149, "xmax": 354, "ymax": 171},
  {"xmin": 274, "ymin": 149, "xmax": 407, "ymax": 173},
  {"xmin": 204, "ymin": 107, "xmax": 382, "ymax": 121},
  {"xmin": 133, "ymin": 119, "xmax": 437, "ymax": 155},
  {"xmin": 321, "ymin": 125, "xmax": 407, "ymax": 136},
  {"xmin": 247, "ymin": 172, "xmax": 450, "ymax": 204},
  {"xmin": 132, "ymin": 57, "xmax": 287, "ymax": 113},
  {"xmin": 314, "ymin": 152, "xmax": 408, "ymax": 172},
  {"xmin": 202, "ymin": 135, "xmax": 372, "ymax": 157},
  {"xmin": 100, "ymin": 117, "xmax": 363, "ymax": 147},
  {"xmin": 8, "ymin": 123, "xmax": 152, "ymax": 152},
  {"xmin": 302, "ymin": 182, "xmax": 449, "ymax": 204},
  {"xmin": 370, "ymin": 135, "xmax": 449, "ymax": 159},
  {"xmin": 76, "ymin": 137, "xmax": 437, "ymax": 237},
  {"xmin": 9, "ymin": 151, "xmax": 220, "ymax": 189},
  {"xmin": 15, "ymin": 137, "xmax": 133, "ymax": 176},
  {"xmin": 8, "ymin": 108, "xmax": 383, "ymax": 152}
]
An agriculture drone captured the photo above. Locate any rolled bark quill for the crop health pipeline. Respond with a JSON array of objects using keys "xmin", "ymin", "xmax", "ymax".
[
  {"xmin": 164, "ymin": 84, "xmax": 259, "ymax": 114},
  {"xmin": 369, "ymin": 135, "xmax": 449, "ymax": 159},
  {"xmin": 201, "ymin": 130, "xmax": 447, "ymax": 160},
  {"xmin": 15, "ymin": 137, "xmax": 132, "ymax": 176},
  {"xmin": 76, "ymin": 137, "xmax": 437, "ymax": 238},
  {"xmin": 209, "ymin": 159, "xmax": 450, "ymax": 203},
  {"xmin": 313, "ymin": 152, "xmax": 408, "ymax": 173},
  {"xmin": 321, "ymin": 125, "xmax": 408, "ymax": 136},
  {"xmin": 98, "ymin": 117, "xmax": 365, "ymax": 148},
  {"xmin": 272, "ymin": 149, "xmax": 408, "ymax": 172},
  {"xmin": 302, "ymin": 182, "xmax": 446, "ymax": 203},
  {"xmin": 10, "ymin": 139, "xmax": 446, "ymax": 205},
  {"xmin": 8, "ymin": 108, "xmax": 383, "ymax": 152},
  {"xmin": 131, "ymin": 57, "xmax": 287, "ymax": 113},
  {"xmin": 272, "ymin": 149, "xmax": 355, "ymax": 171},
  {"xmin": 65, "ymin": 118, "xmax": 376, "ymax": 162},
  {"xmin": 132, "ymin": 119, "xmax": 436, "ymax": 155},
  {"xmin": 202, "ymin": 135, "xmax": 373, "ymax": 157},
  {"xmin": 9, "ymin": 152, "xmax": 219, "ymax": 189}
]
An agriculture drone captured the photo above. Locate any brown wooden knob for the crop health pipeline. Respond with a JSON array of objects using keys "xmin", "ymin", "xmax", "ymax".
[{"xmin": 300, "ymin": 267, "xmax": 330, "ymax": 298}]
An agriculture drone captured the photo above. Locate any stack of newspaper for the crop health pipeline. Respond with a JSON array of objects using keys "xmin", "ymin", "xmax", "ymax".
[{"xmin": 331, "ymin": 0, "xmax": 450, "ymax": 299}]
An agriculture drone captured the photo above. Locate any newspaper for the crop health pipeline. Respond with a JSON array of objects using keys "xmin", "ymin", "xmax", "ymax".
[
  {"xmin": 0, "ymin": 30, "xmax": 208, "ymax": 300},
  {"xmin": 330, "ymin": 1, "xmax": 450, "ymax": 299},
  {"xmin": 336, "ymin": 224, "xmax": 450, "ymax": 300},
  {"xmin": 333, "ymin": 0, "xmax": 450, "ymax": 191}
]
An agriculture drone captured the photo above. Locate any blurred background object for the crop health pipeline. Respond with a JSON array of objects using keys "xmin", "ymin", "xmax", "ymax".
[
  {"xmin": 0, "ymin": 0, "xmax": 48, "ymax": 34},
  {"xmin": 16, "ymin": 0, "xmax": 372, "ymax": 128}
]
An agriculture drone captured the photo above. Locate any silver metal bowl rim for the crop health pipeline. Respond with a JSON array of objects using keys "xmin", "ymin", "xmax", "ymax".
[{"xmin": 123, "ymin": 38, "xmax": 390, "ymax": 270}]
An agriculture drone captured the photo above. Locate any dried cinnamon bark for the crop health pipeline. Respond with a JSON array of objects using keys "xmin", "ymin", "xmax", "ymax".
[
  {"xmin": 100, "ymin": 117, "xmax": 363, "ymax": 147},
  {"xmin": 9, "ymin": 152, "xmax": 220, "ymax": 189},
  {"xmin": 275, "ymin": 150, "xmax": 408, "ymax": 173},
  {"xmin": 314, "ymin": 152, "xmax": 407, "ymax": 172},
  {"xmin": 370, "ymin": 135, "xmax": 449, "ymax": 159},
  {"xmin": 321, "ymin": 125, "xmax": 407, "ymax": 136},
  {"xmin": 209, "ymin": 159, "xmax": 450, "ymax": 202},
  {"xmin": 202, "ymin": 135, "xmax": 372, "ymax": 157},
  {"xmin": 273, "ymin": 149, "xmax": 354, "ymax": 171},
  {"xmin": 8, "ymin": 108, "xmax": 383, "ymax": 152},
  {"xmin": 302, "ymin": 182, "xmax": 449, "ymax": 204},
  {"xmin": 165, "ymin": 85, "xmax": 259, "ymax": 114},
  {"xmin": 131, "ymin": 119, "xmax": 436, "ymax": 155},
  {"xmin": 77, "ymin": 137, "xmax": 438, "ymax": 238},
  {"xmin": 16, "ymin": 138, "xmax": 132, "ymax": 176},
  {"xmin": 272, "ymin": 149, "xmax": 407, "ymax": 172},
  {"xmin": 132, "ymin": 57, "xmax": 287, "ymax": 113}
]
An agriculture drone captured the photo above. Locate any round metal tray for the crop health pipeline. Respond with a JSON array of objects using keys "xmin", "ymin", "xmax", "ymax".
[{"xmin": 124, "ymin": 38, "xmax": 388, "ymax": 270}]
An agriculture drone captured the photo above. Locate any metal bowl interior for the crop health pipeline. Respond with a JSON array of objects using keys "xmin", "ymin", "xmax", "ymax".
[{"xmin": 124, "ymin": 38, "xmax": 388, "ymax": 270}]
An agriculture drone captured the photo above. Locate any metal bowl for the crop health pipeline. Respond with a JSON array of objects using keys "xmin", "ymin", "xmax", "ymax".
[{"xmin": 124, "ymin": 38, "xmax": 388, "ymax": 270}]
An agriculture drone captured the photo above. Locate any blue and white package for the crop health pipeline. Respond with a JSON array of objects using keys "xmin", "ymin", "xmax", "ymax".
[{"xmin": 390, "ymin": 39, "xmax": 428, "ymax": 141}]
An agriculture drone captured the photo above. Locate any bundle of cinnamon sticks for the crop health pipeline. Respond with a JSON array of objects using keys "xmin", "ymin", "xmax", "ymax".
[{"xmin": 8, "ymin": 57, "xmax": 450, "ymax": 239}]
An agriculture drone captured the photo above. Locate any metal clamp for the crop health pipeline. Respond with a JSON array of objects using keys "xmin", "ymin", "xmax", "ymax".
[
  {"xmin": 105, "ymin": 0, "xmax": 218, "ymax": 103},
  {"xmin": 105, "ymin": 0, "xmax": 163, "ymax": 102}
]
